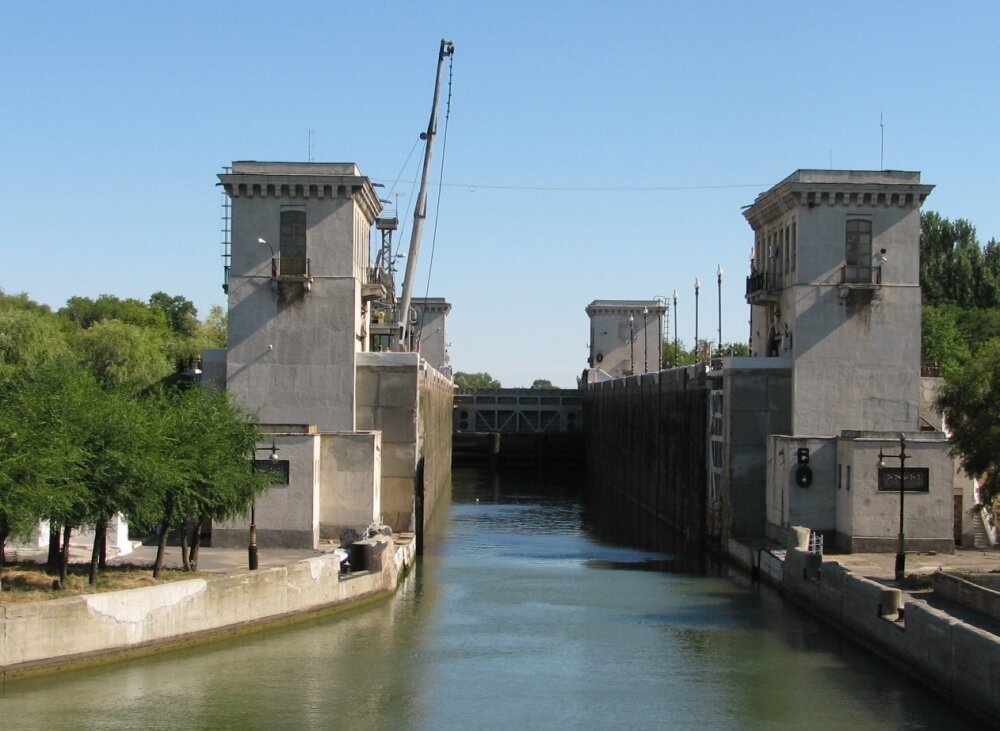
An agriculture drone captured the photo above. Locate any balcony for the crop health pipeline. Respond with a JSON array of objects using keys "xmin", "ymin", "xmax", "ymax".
[
  {"xmin": 837, "ymin": 264, "xmax": 881, "ymax": 298},
  {"xmin": 270, "ymin": 255, "xmax": 313, "ymax": 291},
  {"xmin": 745, "ymin": 271, "xmax": 781, "ymax": 304}
]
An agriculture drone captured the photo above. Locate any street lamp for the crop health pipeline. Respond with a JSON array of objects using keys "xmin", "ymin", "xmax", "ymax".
[
  {"xmin": 250, "ymin": 440, "xmax": 280, "ymax": 570},
  {"xmin": 878, "ymin": 433, "xmax": 908, "ymax": 582},
  {"xmin": 672, "ymin": 289, "xmax": 679, "ymax": 367},
  {"xmin": 694, "ymin": 278, "xmax": 700, "ymax": 359},
  {"xmin": 628, "ymin": 312, "xmax": 636, "ymax": 375},
  {"xmin": 642, "ymin": 306, "xmax": 649, "ymax": 373},
  {"xmin": 716, "ymin": 264, "xmax": 723, "ymax": 355}
]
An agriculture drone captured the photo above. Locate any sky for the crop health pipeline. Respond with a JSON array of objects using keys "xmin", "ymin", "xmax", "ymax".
[{"xmin": 3, "ymin": 2, "xmax": 999, "ymax": 387}]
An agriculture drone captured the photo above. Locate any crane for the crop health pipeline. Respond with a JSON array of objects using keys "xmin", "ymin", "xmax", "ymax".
[{"xmin": 397, "ymin": 38, "xmax": 455, "ymax": 350}]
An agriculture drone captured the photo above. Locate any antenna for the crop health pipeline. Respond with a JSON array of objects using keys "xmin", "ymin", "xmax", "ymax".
[
  {"xmin": 308, "ymin": 128, "xmax": 314, "ymax": 162},
  {"xmin": 880, "ymin": 112, "xmax": 884, "ymax": 169}
]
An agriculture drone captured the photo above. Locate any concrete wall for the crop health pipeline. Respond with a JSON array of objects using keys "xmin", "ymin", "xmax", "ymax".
[
  {"xmin": 716, "ymin": 358, "xmax": 792, "ymax": 541},
  {"xmin": 214, "ymin": 430, "xmax": 321, "ymax": 549},
  {"xmin": 356, "ymin": 352, "xmax": 452, "ymax": 534},
  {"xmin": 933, "ymin": 572, "xmax": 1000, "ymax": 621},
  {"xmin": 765, "ymin": 435, "xmax": 837, "ymax": 542},
  {"xmin": 319, "ymin": 431, "xmax": 381, "ymax": 540},
  {"xmin": 0, "ymin": 537, "xmax": 414, "ymax": 677},
  {"xmin": 782, "ymin": 548, "xmax": 1000, "ymax": 721}
]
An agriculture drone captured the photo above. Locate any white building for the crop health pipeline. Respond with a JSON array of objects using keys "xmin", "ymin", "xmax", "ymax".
[{"xmin": 411, "ymin": 297, "xmax": 452, "ymax": 374}]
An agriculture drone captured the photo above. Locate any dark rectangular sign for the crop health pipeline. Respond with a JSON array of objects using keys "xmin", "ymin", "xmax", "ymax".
[{"xmin": 877, "ymin": 467, "xmax": 929, "ymax": 493}]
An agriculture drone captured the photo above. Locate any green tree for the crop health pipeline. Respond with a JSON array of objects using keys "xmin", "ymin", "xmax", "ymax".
[
  {"xmin": 59, "ymin": 294, "xmax": 170, "ymax": 332},
  {"xmin": 530, "ymin": 379, "xmax": 557, "ymax": 390},
  {"xmin": 149, "ymin": 292, "xmax": 199, "ymax": 339},
  {"xmin": 73, "ymin": 319, "xmax": 174, "ymax": 393},
  {"xmin": 921, "ymin": 306, "xmax": 970, "ymax": 374},
  {"xmin": 920, "ymin": 212, "xmax": 1000, "ymax": 309},
  {"xmin": 454, "ymin": 372, "xmax": 502, "ymax": 390},
  {"xmin": 144, "ymin": 387, "xmax": 273, "ymax": 577},
  {"xmin": 937, "ymin": 338, "xmax": 1000, "ymax": 505}
]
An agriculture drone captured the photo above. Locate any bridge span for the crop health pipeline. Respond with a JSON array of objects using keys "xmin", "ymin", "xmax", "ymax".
[{"xmin": 452, "ymin": 388, "xmax": 584, "ymax": 467}]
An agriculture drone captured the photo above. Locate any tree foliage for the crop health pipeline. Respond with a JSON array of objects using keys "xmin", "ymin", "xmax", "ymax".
[
  {"xmin": 454, "ymin": 371, "xmax": 502, "ymax": 390},
  {"xmin": 0, "ymin": 290, "xmax": 261, "ymax": 584},
  {"xmin": 530, "ymin": 379, "xmax": 557, "ymax": 390},
  {"xmin": 920, "ymin": 212, "xmax": 1000, "ymax": 309},
  {"xmin": 937, "ymin": 338, "xmax": 1000, "ymax": 504}
]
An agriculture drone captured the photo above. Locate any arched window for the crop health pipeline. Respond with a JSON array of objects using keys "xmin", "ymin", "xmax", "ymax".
[
  {"xmin": 845, "ymin": 219, "xmax": 872, "ymax": 282},
  {"xmin": 279, "ymin": 210, "xmax": 307, "ymax": 275}
]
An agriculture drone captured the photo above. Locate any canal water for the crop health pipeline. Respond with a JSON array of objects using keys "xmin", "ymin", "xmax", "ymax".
[{"xmin": 0, "ymin": 468, "xmax": 983, "ymax": 729}]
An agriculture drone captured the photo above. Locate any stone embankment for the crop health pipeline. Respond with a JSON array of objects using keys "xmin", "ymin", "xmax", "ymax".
[
  {"xmin": 0, "ymin": 534, "xmax": 414, "ymax": 679},
  {"xmin": 728, "ymin": 536, "xmax": 1000, "ymax": 723}
]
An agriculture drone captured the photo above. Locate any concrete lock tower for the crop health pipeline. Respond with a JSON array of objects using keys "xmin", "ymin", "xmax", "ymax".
[
  {"xmin": 743, "ymin": 170, "xmax": 934, "ymax": 436},
  {"xmin": 219, "ymin": 162, "xmax": 382, "ymax": 432}
]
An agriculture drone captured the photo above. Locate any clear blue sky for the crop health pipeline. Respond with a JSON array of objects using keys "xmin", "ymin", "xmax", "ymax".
[{"xmin": 3, "ymin": 2, "xmax": 998, "ymax": 387}]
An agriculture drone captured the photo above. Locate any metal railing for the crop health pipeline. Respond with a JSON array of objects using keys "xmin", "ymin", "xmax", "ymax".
[
  {"xmin": 272, "ymin": 256, "xmax": 310, "ymax": 278},
  {"xmin": 841, "ymin": 264, "xmax": 882, "ymax": 285}
]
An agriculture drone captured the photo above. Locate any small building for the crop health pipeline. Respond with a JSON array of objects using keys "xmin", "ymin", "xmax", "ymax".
[{"xmin": 585, "ymin": 299, "xmax": 666, "ymax": 381}]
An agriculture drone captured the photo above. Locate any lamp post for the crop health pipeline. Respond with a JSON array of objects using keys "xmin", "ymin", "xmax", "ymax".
[
  {"xmin": 250, "ymin": 440, "xmax": 280, "ymax": 570},
  {"xmin": 716, "ymin": 264, "xmax": 723, "ymax": 355},
  {"xmin": 878, "ymin": 433, "xmax": 908, "ymax": 582},
  {"xmin": 694, "ymin": 278, "xmax": 700, "ymax": 359},
  {"xmin": 672, "ymin": 289, "xmax": 678, "ymax": 366},
  {"xmin": 642, "ymin": 306, "xmax": 649, "ymax": 373},
  {"xmin": 628, "ymin": 312, "xmax": 635, "ymax": 375}
]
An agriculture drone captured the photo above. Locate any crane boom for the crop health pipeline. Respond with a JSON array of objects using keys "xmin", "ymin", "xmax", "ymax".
[{"xmin": 397, "ymin": 38, "xmax": 455, "ymax": 349}]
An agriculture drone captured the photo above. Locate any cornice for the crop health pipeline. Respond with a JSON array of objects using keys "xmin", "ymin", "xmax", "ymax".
[
  {"xmin": 218, "ymin": 173, "xmax": 382, "ymax": 224},
  {"xmin": 744, "ymin": 182, "xmax": 934, "ymax": 230}
]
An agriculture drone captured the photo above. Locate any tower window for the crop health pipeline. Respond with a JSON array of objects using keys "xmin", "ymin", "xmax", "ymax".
[
  {"xmin": 844, "ymin": 219, "xmax": 872, "ymax": 282},
  {"xmin": 280, "ymin": 210, "xmax": 307, "ymax": 275}
]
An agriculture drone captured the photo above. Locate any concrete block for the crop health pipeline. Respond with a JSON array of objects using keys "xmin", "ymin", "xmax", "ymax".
[{"xmin": 376, "ymin": 407, "xmax": 417, "ymax": 442}]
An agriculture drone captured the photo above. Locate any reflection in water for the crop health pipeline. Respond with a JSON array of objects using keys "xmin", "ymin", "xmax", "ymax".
[{"xmin": 0, "ymin": 467, "xmax": 981, "ymax": 730}]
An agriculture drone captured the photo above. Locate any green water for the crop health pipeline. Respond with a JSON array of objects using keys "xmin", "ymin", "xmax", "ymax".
[{"xmin": 0, "ymin": 468, "xmax": 983, "ymax": 729}]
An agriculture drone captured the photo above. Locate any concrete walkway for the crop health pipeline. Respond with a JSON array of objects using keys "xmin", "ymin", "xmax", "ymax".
[
  {"xmin": 9, "ymin": 543, "xmax": 339, "ymax": 574},
  {"xmin": 830, "ymin": 546, "xmax": 1000, "ymax": 583}
]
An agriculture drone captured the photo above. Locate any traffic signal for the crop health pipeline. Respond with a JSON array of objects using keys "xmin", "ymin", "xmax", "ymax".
[{"xmin": 795, "ymin": 447, "xmax": 813, "ymax": 487}]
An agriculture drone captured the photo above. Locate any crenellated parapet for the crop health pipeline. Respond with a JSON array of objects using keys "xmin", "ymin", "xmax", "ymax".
[{"xmin": 219, "ymin": 161, "xmax": 382, "ymax": 224}]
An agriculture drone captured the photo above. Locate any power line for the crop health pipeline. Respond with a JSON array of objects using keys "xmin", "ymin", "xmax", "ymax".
[{"xmin": 372, "ymin": 179, "xmax": 769, "ymax": 192}]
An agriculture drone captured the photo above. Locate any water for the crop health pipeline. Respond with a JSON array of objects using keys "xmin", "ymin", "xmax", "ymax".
[{"xmin": 0, "ymin": 468, "xmax": 983, "ymax": 729}]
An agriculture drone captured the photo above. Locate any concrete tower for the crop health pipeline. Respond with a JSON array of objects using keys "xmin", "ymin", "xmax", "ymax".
[
  {"xmin": 743, "ymin": 170, "xmax": 934, "ymax": 436},
  {"xmin": 219, "ymin": 162, "xmax": 382, "ymax": 432}
]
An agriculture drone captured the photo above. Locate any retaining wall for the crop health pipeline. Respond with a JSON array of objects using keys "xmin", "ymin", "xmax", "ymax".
[
  {"xmin": 584, "ymin": 367, "xmax": 709, "ymax": 554},
  {"xmin": 0, "ymin": 536, "xmax": 415, "ymax": 679},
  {"xmin": 782, "ymin": 547, "xmax": 1000, "ymax": 720}
]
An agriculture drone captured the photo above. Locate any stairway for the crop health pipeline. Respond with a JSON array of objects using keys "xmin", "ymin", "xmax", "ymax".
[{"xmin": 970, "ymin": 511, "xmax": 993, "ymax": 550}]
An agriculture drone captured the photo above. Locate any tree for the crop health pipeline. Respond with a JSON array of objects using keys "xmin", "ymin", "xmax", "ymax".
[
  {"xmin": 144, "ymin": 387, "xmax": 273, "ymax": 577},
  {"xmin": 921, "ymin": 306, "xmax": 970, "ymax": 374},
  {"xmin": 530, "ymin": 379, "xmax": 557, "ymax": 390},
  {"xmin": 937, "ymin": 338, "xmax": 1000, "ymax": 505},
  {"xmin": 454, "ymin": 372, "xmax": 501, "ymax": 390},
  {"xmin": 59, "ymin": 294, "xmax": 169, "ymax": 332},
  {"xmin": 920, "ymin": 212, "xmax": 1000, "ymax": 309},
  {"xmin": 149, "ymin": 292, "xmax": 199, "ymax": 339},
  {"xmin": 73, "ymin": 319, "xmax": 174, "ymax": 393}
]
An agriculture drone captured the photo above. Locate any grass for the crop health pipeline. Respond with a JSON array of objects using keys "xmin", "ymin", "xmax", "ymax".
[{"xmin": 0, "ymin": 562, "xmax": 202, "ymax": 605}]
